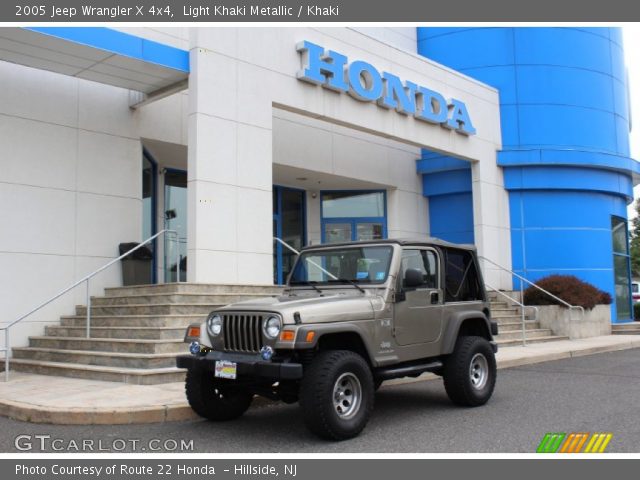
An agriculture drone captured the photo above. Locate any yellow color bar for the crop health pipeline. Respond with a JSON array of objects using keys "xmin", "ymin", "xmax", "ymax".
[
  {"xmin": 584, "ymin": 433, "xmax": 598, "ymax": 453},
  {"xmin": 597, "ymin": 433, "xmax": 613, "ymax": 453}
]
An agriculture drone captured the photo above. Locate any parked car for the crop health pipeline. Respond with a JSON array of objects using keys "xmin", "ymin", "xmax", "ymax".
[
  {"xmin": 177, "ymin": 238, "xmax": 498, "ymax": 440},
  {"xmin": 632, "ymin": 281, "xmax": 640, "ymax": 304}
]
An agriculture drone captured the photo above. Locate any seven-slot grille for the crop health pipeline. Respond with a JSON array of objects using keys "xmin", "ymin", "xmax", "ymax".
[{"xmin": 222, "ymin": 313, "xmax": 265, "ymax": 353}]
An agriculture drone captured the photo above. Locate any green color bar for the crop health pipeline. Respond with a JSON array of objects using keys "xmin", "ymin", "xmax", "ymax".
[
  {"xmin": 548, "ymin": 433, "xmax": 566, "ymax": 453},
  {"xmin": 536, "ymin": 433, "xmax": 553, "ymax": 453},
  {"xmin": 537, "ymin": 433, "xmax": 566, "ymax": 453}
]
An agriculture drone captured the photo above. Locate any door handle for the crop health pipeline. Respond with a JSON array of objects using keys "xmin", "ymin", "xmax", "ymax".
[{"xmin": 430, "ymin": 291, "xmax": 439, "ymax": 305}]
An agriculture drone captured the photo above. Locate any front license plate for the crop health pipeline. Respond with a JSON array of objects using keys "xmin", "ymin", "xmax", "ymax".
[{"xmin": 214, "ymin": 360, "xmax": 237, "ymax": 379}]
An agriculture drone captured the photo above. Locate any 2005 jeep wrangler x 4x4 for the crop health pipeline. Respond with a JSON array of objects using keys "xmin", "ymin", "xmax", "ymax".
[{"xmin": 177, "ymin": 238, "xmax": 498, "ymax": 440}]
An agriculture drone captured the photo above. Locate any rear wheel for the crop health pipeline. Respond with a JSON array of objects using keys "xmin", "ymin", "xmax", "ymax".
[
  {"xmin": 185, "ymin": 368, "xmax": 253, "ymax": 421},
  {"xmin": 299, "ymin": 350, "xmax": 374, "ymax": 440},
  {"xmin": 443, "ymin": 336, "xmax": 496, "ymax": 407}
]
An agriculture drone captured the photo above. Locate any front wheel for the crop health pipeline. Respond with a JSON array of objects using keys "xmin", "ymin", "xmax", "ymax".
[
  {"xmin": 443, "ymin": 336, "xmax": 496, "ymax": 407},
  {"xmin": 185, "ymin": 369, "xmax": 253, "ymax": 421},
  {"xmin": 299, "ymin": 350, "xmax": 374, "ymax": 440}
]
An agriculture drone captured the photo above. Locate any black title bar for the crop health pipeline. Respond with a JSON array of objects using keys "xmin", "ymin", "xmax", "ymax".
[{"xmin": 4, "ymin": 0, "xmax": 640, "ymax": 22}]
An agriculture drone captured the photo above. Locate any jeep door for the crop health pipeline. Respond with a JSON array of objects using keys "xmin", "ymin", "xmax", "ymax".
[{"xmin": 393, "ymin": 248, "xmax": 443, "ymax": 345}]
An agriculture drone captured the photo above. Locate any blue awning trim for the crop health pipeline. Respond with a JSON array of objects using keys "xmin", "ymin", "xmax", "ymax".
[{"xmin": 25, "ymin": 27, "xmax": 189, "ymax": 73}]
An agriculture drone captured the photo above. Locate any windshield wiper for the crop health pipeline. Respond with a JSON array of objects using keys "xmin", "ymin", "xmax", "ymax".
[
  {"xmin": 296, "ymin": 281, "xmax": 324, "ymax": 295},
  {"xmin": 329, "ymin": 278, "xmax": 366, "ymax": 294}
]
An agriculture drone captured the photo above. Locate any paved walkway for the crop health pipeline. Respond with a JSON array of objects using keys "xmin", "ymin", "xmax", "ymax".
[{"xmin": 1, "ymin": 334, "xmax": 639, "ymax": 425}]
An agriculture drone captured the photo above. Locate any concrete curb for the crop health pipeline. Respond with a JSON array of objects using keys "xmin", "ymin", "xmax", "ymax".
[
  {"xmin": 1, "ymin": 339, "xmax": 639, "ymax": 425},
  {"xmin": 0, "ymin": 400, "xmax": 198, "ymax": 425}
]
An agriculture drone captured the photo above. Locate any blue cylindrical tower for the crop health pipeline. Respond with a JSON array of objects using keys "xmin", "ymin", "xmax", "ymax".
[{"xmin": 417, "ymin": 27, "xmax": 639, "ymax": 322}]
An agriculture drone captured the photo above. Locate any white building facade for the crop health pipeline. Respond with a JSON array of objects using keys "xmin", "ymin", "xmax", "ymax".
[{"xmin": 0, "ymin": 27, "xmax": 509, "ymax": 347}]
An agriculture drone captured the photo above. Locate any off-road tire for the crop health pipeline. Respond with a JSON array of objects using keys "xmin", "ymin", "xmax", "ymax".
[
  {"xmin": 299, "ymin": 350, "xmax": 374, "ymax": 440},
  {"xmin": 443, "ymin": 335, "xmax": 496, "ymax": 407},
  {"xmin": 185, "ymin": 368, "xmax": 253, "ymax": 421}
]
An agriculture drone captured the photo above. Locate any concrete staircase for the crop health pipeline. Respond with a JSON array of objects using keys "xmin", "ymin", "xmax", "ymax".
[
  {"xmin": 489, "ymin": 292, "xmax": 569, "ymax": 346},
  {"xmin": 6, "ymin": 285, "xmax": 572, "ymax": 384},
  {"xmin": 7, "ymin": 284, "xmax": 282, "ymax": 385},
  {"xmin": 612, "ymin": 323, "xmax": 640, "ymax": 335}
]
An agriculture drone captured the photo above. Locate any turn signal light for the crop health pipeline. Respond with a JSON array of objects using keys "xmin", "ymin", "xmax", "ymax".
[
  {"xmin": 280, "ymin": 330, "xmax": 295, "ymax": 341},
  {"xmin": 186, "ymin": 326, "xmax": 201, "ymax": 338},
  {"xmin": 305, "ymin": 331, "xmax": 316, "ymax": 343}
]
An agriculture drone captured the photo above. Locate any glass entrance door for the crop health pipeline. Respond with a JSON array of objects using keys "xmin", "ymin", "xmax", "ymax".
[
  {"xmin": 164, "ymin": 169, "xmax": 187, "ymax": 282},
  {"xmin": 273, "ymin": 186, "xmax": 306, "ymax": 285},
  {"xmin": 142, "ymin": 151, "xmax": 157, "ymax": 283}
]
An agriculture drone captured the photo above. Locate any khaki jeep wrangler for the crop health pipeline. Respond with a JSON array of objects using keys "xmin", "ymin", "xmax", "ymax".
[{"xmin": 177, "ymin": 238, "xmax": 498, "ymax": 440}]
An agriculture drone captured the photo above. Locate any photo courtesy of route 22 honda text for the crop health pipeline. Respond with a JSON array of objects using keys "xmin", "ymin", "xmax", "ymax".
[{"xmin": 178, "ymin": 238, "xmax": 498, "ymax": 440}]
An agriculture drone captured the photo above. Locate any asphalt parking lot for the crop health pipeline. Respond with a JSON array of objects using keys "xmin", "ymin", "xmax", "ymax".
[{"xmin": 1, "ymin": 348, "xmax": 639, "ymax": 453}]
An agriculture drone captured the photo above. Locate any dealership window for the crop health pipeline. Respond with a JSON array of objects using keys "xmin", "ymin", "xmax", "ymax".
[
  {"xmin": 611, "ymin": 216, "xmax": 632, "ymax": 321},
  {"xmin": 321, "ymin": 191, "xmax": 387, "ymax": 244}
]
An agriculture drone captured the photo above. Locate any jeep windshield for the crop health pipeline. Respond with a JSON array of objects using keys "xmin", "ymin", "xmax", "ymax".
[{"xmin": 289, "ymin": 246, "xmax": 393, "ymax": 286}]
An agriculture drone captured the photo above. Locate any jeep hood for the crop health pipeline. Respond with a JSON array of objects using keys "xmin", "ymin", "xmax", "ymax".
[{"xmin": 215, "ymin": 293, "xmax": 376, "ymax": 324}]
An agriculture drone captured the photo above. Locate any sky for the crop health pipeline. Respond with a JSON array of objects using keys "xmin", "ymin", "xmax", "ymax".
[{"xmin": 624, "ymin": 27, "xmax": 640, "ymax": 218}]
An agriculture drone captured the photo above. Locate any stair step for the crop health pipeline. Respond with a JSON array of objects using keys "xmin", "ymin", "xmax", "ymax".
[
  {"xmin": 61, "ymin": 314, "xmax": 203, "ymax": 328},
  {"xmin": 28, "ymin": 336, "xmax": 184, "ymax": 354},
  {"xmin": 3, "ymin": 358, "xmax": 185, "ymax": 385},
  {"xmin": 493, "ymin": 314, "xmax": 533, "ymax": 321},
  {"xmin": 491, "ymin": 308, "xmax": 520, "ymax": 315},
  {"xmin": 13, "ymin": 347, "xmax": 181, "ymax": 369},
  {"xmin": 76, "ymin": 304, "xmax": 223, "ymax": 316},
  {"xmin": 91, "ymin": 292, "xmax": 276, "ymax": 306},
  {"xmin": 489, "ymin": 301, "xmax": 509, "ymax": 309},
  {"xmin": 46, "ymin": 325, "xmax": 186, "ymax": 340},
  {"xmin": 612, "ymin": 324, "xmax": 640, "ymax": 335},
  {"xmin": 496, "ymin": 335, "xmax": 569, "ymax": 347},
  {"xmin": 104, "ymin": 283, "xmax": 283, "ymax": 297},
  {"xmin": 495, "ymin": 328, "xmax": 554, "ymax": 341}
]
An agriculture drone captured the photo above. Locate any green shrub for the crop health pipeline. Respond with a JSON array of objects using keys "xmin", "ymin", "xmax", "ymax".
[
  {"xmin": 522, "ymin": 275, "xmax": 612, "ymax": 310},
  {"xmin": 634, "ymin": 302, "xmax": 640, "ymax": 320}
]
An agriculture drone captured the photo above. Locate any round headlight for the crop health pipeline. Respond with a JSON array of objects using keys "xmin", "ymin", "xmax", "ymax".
[
  {"xmin": 263, "ymin": 316, "xmax": 281, "ymax": 339},
  {"xmin": 207, "ymin": 314, "xmax": 222, "ymax": 336}
]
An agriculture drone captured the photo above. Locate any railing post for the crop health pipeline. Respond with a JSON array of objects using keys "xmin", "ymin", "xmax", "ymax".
[
  {"xmin": 5, "ymin": 328, "xmax": 9, "ymax": 382},
  {"xmin": 86, "ymin": 279, "xmax": 91, "ymax": 339},
  {"xmin": 176, "ymin": 233, "xmax": 181, "ymax": 283},
  {"xmin": 520, "ymin": 280, "xmax": 526, "ymax": 347}
]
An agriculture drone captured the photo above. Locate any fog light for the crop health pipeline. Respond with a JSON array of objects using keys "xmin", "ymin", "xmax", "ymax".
[
  {"xmin": 260, "ymin": 346, "xmax": 274, "ymax": 361},
  {"xmin": 189, "ymin": 341, "xmax": 201, "ymax": 355}
]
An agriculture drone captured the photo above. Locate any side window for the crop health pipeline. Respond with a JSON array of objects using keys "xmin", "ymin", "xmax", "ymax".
[
  {"xmin": 400, "ymin": 249, "xmax": 438, "ymax": 289},
  {"xmin": 444, "ymin": 249, "xmax": 482, "ymax": 302}
]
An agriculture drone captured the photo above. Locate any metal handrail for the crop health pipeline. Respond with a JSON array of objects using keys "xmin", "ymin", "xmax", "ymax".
[
  {"xmin": 479, "ymin": 256, "xmax": 585, "ymax": 324},
  {"xmin": 486, "ymin": 283, "xmax": 539, "ymax": 347},
  {"xmin": 1, "ymin": 229, "xmax": 179, "ymax": 382}
]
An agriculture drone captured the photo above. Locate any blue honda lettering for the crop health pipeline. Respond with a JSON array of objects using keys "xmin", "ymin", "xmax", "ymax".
[
  {"xmin": 415, "ymin": 87, "xmax": 448, "ymax": 124},
  {"xmin": 347, "ymin": 60, "xmax": 383, "ymax": 101},
  {"xmin": 296, "ymin": 40, "xmax": 348, "ymax": 92},
  {"xmin": 378, "ymin": 73, "xmax": 416, "ymax": 115},
  {"xmin": 296, "ymin": 41, "xmax": 476, "ymax": 137},
  {"xmin": 446, "ymin": 99, "xmax": 477, "ymax": 136}
]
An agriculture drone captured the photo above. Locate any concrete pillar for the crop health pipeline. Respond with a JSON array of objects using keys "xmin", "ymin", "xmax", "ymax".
[
  {"xmin": 471, "ymin": 156, "xmax": 513, "ymax": 290},
  {"xmin": 186, "ymin": 41, "xmax": 274, "ymax": 285}
]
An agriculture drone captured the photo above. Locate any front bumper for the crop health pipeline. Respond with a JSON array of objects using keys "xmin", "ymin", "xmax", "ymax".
[{"xmin": 176, "ymin": 350, "xmax": 303, "ymax": 381}]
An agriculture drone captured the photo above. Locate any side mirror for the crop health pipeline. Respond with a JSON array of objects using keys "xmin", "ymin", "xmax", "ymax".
[{"xmin": 403, "ymin": 268, "xmax": 423, "ymax": 288}]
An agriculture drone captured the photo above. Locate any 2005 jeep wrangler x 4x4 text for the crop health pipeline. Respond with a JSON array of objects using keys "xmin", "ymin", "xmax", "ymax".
[{"xmin": 177, "ymin": 238, "xmax": 498, "ymax": 440}]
